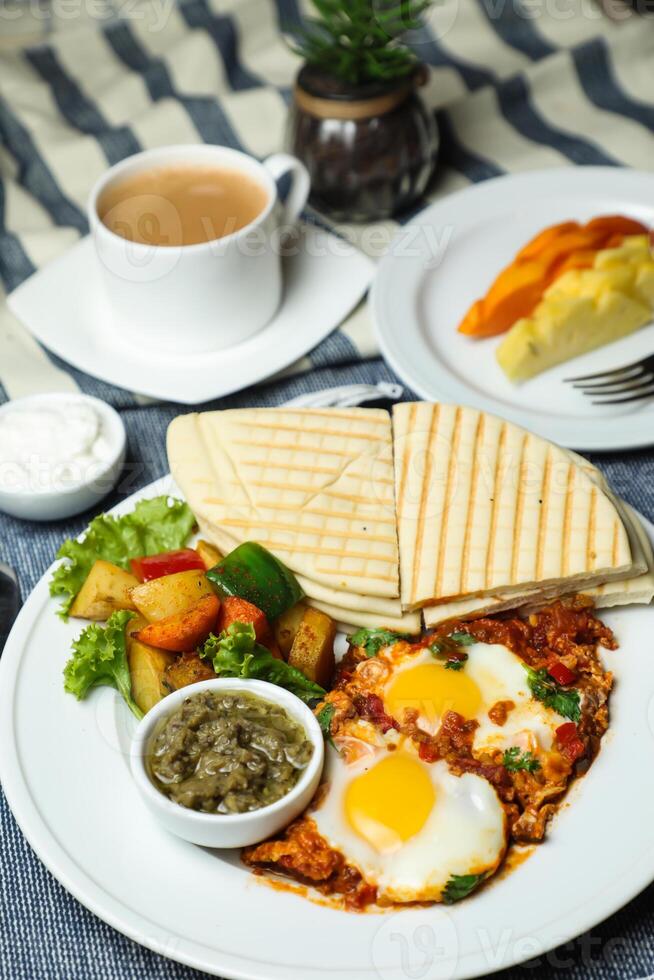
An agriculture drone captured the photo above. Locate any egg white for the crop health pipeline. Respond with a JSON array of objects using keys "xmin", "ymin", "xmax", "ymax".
[
  {"xmin": 377, "ymin": 642, "xmax": 569, "ymax": 756},
  {"xmin": 312, "ymin": 745, "xmax": 508, "ymax": 904}
]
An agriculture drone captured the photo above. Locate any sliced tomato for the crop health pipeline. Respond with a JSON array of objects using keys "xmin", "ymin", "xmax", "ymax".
[
  {"xmin": 556, "ymin": 722, "xmax": 585, "ymax": 762},
  {"xmin": 548, "ymin": 661, "xmax": 576, "ymax": 686},
  {"xmin": 555, "ymin": 722, "xmax": 578, "ymax": 744},
  {"xmin": 130, "ymin": 548, "xmax": 205, "ymax": 582}
]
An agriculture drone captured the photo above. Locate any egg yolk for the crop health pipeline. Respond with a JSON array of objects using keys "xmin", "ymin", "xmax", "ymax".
[
  {"xmin": 384, "ymin": 662, "xmax": 482, "ymax": 729},
  {"xmin": 344, "ymin": 753, "xmax": 435, "ymax": 853}
]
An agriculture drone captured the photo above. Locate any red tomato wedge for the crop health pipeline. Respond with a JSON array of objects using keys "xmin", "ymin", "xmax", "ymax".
[
  {"xmin": 555, "ymin": 722, "xmax": 585, "ymax": 762},
  {"xmin": 548, "ymin": 661, "xmax": 576, "ymax": 686},
  {"xmin": 130, "ymin": 548, "xmax": 206, "ymax": 582},
  {"xmin": 135, "ymin": 594, "xmax": 221, "ymax": 652}
]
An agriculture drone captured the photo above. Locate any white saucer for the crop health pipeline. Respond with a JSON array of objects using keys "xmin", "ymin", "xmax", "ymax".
[
  {"xmin": 371, "ymin": 167, "xmax": 654, "ymax": 451},
  {"xmin": 9, "ymin": 225, "xmax": 374, "ymax": 404}
]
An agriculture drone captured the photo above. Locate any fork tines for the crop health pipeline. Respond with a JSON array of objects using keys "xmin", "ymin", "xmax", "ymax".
[{"xmin": 566, "ymin": 354, "xmax": 654, "ymax": 405}]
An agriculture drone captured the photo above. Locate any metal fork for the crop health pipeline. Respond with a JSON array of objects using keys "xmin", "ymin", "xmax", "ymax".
[{"xmin": 565, "ymin": 353, "xmax": 654, "ymax": 405}]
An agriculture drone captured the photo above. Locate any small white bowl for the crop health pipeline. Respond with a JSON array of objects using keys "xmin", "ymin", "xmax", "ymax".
[
  {"xmin": 0, "ymin": 392, "xmax": 126, "ymax": 521},
  {"xmin": 130, "ymin": 678, "xmax": 325, "ymax": 849}
]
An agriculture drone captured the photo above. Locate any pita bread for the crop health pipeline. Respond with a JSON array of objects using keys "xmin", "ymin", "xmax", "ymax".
[
  {"xmin": 168, "ymin": 408, "xmax": 400, "ymax": 598},
  {"xmin": 423, "ymin": 503, "xmax": 653, "ymax": 626},
  {"xmin": 394, "ymin": 402, "xmax": 635, "ymax": 610},
  {"xmin": 195, "ymin": 514, "xmax": 412, "ymax": 620},
  {"xmin": 307, "ymin": 599, "xmax": 421, "ymax": 635}
]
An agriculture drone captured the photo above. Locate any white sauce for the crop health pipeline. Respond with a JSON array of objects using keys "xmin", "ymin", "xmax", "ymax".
[{"xmin": 0, "ymin": 399, "xmax": 114, "ymax": 493}]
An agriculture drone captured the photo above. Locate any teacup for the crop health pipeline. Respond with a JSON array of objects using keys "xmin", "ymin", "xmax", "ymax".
[{"xmin": 88, "ymin": 144, "xmax": 310, "ymax": 354}]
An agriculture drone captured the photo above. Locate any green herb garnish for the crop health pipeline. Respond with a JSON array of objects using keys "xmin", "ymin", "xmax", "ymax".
[
  {"xmin": 200, "ymin": 622, "xmax": 325, "ymax": 705},
  {"xmin": 50, "ymin": 496, "xmax": 196, "ymax": 619},
  {"xmin": 524, "ymin": 666, "xmax": 581, "ymax": 722},
  {"xmin": 63, "ymin": 610, "xmax": 142, "ymax": 719},
  {"xmin": 316, "ymin": 703, "xmax": 336, "ymax": 747},
  {"xmin": 448, "ymin": 631, "xmax": 476, "ymax": 646},
  {"xmin": 430, "ymin": 630, "xmax": 474, "ymax": 669},
  {"xmin": 502, "ymin": 747, "xmax": 541, "ymax": 774},
  {"xmin": 347, "ymin": 627, "xmax": 406, "ymax": 658},
  {"xmin": 442, "ymin": 872, "xmax": 487, "ymax": 904}
]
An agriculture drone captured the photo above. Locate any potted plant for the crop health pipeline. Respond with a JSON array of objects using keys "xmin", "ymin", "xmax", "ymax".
[{"xmin": 287, "ymin": 0, "xmax": 439, "ymax": 222}]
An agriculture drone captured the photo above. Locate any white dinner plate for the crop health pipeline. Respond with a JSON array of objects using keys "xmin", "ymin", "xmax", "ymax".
[
  {"xmin": 8, "ymin": 225, "xmax": 373, "ymax": 405},
  {"xmin": 2, "ymin": 475, "xmax": 654, "ymax": 980},
  {"xmin": 371, "ymin": 167, "xmax": 654, "ymax": 451}
]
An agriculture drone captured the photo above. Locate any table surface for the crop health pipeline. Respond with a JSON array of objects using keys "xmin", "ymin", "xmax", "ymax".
[{"xmin": 2, "ymin": 0, "xmax": 654, "ymax": 977}]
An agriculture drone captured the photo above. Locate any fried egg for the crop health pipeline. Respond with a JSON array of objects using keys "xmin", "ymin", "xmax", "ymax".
[
  {"xmin": 312, "ymin": 743, "xmax": 508, "ymax": 903},
  {"xmin": 377, "ymin": 641, "xmax": 569, "ymax": 756},
  {"xmin": 309, "ymin": 638, "xmax": 571, "ymax": 903}
]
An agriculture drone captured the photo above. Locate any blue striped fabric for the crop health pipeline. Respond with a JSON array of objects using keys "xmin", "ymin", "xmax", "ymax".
[{"xmin": 2, "ymin": 1, "xmax": 654, "ymax": 977}]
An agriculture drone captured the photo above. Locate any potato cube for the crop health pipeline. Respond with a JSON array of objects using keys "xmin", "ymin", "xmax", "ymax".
[
  {"xmin": 288, "ymin": 607, "xmax": 336, "ymax": 688},
  {"xmin": 70, "ymin": 559, "xmax": 139, "ymax": 621},
  {"xmin": 130, "ymin": 570, "xmax": 213, "ymax": 623}
]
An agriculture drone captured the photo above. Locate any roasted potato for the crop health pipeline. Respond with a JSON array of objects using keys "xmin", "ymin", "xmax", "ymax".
[
  {"xmin": 130, "ymin": 569, "xmax": 213, "ymax": 623},
  {"xmin": 196, "ymin": 539, "xmax": 223, "ymax": 571},
  {"xmin": 274, "ymin": 601, "xmax": 307, "ymax": 658},
  {"xmin": 70, "ymin": 559, "xmax": 139, "ymax": 621},
  {"xmin": 127, "ymin": 616, "xmax": 175, "ymax": 714},
  {"xmin": 135, "ymin": 594, "xmax": 221, "ymax": 652},
  {"xmin": 164, "ymin": 651, "xmax": 216, "ymax": 692},
  {"xmin": 287, "ymin": 607, "xmax": 335, "ymax": 688}
]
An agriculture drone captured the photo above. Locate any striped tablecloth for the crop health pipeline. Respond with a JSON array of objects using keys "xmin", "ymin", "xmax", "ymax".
[{"xmin": 2, "ymin": 1, "xmax": 654, "ymax": 977}]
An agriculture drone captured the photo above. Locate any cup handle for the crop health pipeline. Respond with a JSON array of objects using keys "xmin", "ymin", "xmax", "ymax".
[{"xmin": 263, "ymin": 153, "xmax": 310, "ymax": 225}]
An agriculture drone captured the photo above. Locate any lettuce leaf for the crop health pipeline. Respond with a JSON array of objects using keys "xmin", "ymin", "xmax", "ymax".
[
  {"xmin": 200, "ymin": 622, "xmax": 325, "ymax": 704},
  {"xmin": 50, "ymin": 496, "xmax": 196, "ymax": 618},
  {"xmin": 63, "ymin": 610, "xmax": 142, "ymax": 719}
]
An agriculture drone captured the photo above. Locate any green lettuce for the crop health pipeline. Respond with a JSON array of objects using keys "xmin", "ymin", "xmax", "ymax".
[
  {"xmin": 200, "ymin": 622, "xmax": 325, "ymax": 704},
  {"xmin": 50, "ymin": 496, "xmax": 196, "ymax": 618},
  {"xmin": 63, "ymin": 610, "xmax": 142, "ymax": 719}
]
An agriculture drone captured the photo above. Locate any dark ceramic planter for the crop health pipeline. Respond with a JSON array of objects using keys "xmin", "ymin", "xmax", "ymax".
[{"xmin": 287, "ymin": 64, "xmax": 439, "ymax": 223}]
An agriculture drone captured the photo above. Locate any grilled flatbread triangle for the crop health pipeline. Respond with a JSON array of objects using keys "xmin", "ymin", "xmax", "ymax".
[
  {"xmin": 394, "ymin": 402, "xmax": 635, "ymax": 610},
  {"xmin": 194, "ymin": 514, "xmax": 421, "ymax": 633},
  {"xmin": 423, "ymin": 456, "xmax": 652, "ymax": 626},
  {"xmin": 168, "ymin": 408, "xmax": 400, "ymax": 599}
]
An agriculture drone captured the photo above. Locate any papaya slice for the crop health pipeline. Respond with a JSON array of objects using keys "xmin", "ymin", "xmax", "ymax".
[
  {"xmin": 515, "ymin": 221, "xmax": 579, "ymax": 261},
  {"xmin": 584, "ymin": 215, "xmax": 648, "ymax": 237}
]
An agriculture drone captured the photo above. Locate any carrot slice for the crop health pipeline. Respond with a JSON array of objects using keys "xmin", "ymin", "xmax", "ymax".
[
  {"xmin": 135, "ymin": 594, "xmax": 221, "ymax": 652},
  {"xmin": 216, "ymin": 596, "xmax": 271, "ymax": 645}
]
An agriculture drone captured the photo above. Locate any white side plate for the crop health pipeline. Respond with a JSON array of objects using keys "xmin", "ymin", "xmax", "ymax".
[
  {"xmin": 371, "ymin": 167, "xmax": 654, "ymax": 451},
  {"xmin": 8, "ymin": 226, "xmax": 374, "ymax": 404},
  {"xmin": 2, "ymin": 476, "xmax": 654, "ymax": 980}
]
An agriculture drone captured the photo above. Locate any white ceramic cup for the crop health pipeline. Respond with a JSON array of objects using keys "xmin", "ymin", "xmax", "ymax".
[{"xmin": 88, "ymin": 145, "xmax": 310, "ymax": 354}]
